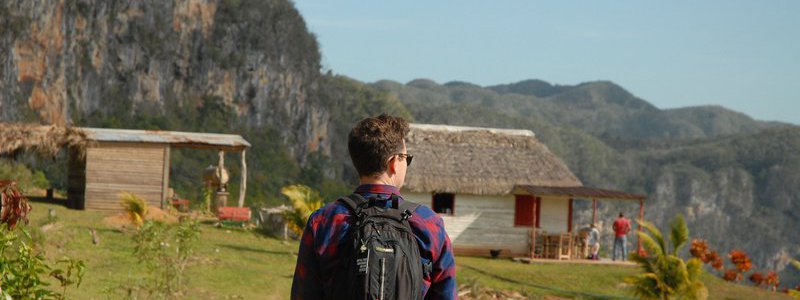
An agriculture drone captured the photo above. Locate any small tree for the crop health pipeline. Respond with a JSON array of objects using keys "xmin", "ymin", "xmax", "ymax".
[
  {"xmin": 281, "ymin": 184, "xmax": 324, "ymax": 236},
  {"xmin": 626, "ymin": 215, "xmax": 708, "ymax": 300}
]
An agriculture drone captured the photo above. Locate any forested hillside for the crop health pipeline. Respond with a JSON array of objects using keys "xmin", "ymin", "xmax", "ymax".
[{"xmin": 1, "ymin": 0, "xmax": 798, "ymax": 288}]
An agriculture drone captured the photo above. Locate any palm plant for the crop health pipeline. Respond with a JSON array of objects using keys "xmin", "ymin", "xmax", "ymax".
[
  {"xmin": 119, "ymin": 192, "xmax": 148, "ymax": 228},
  {"xmin": 626, "ymin": 215, "xmax": 708, "ymax": 300},
  {"xmin": 790, "ymin": 259, "xmax": 800, "ymax": 298},
  {"xmin": 281, "ymin": 184, "xmax": 324, "ymax": 236}
]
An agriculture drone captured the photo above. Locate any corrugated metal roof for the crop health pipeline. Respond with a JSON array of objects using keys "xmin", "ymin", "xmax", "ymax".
[
  {"xmin": 513, "ymin": 185, "xmax": 646, "ymax": 201},
  {"xmin": 79, "ymin": 128, "xmax": 250, "ymax": 151}
]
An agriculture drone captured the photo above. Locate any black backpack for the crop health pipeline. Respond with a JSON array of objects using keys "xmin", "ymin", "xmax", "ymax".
[{"xmin": 334, "ymin": 193, "xmax": 425, "ymax": 300}]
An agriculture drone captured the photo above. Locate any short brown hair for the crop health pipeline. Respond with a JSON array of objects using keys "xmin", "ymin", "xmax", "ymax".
[{"xmin": 348, "ymin": 114, "xmax": 410, "ymax": 177}]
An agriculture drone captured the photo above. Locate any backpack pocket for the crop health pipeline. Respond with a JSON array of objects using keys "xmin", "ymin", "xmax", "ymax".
[{"xmin": 368, "ymin": 241, "xmax": 397, "ymax": 300}]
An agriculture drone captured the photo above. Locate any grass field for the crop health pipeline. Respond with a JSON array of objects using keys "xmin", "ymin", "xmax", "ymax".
[{"xmin": 16, "ymin": 202, "xmax": 794, "ymax": 299}]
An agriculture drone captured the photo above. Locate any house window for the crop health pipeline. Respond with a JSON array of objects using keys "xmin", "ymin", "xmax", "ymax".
[{"xmin": 432, "ymin": 193, "xmax": 455, "ymax": 215}]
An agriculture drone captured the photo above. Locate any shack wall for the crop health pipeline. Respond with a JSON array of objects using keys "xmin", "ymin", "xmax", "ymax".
[{"xmin": 83, "ymin": 142, "xmax": 167, "ymax": 210}]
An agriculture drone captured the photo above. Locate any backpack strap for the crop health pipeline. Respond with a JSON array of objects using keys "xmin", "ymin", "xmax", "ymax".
[
  {"xmin": 338, "ymin": 193, "xmax": 369, "ymax": 215},
  {"xmin": 397, "ymin": 197, "xmax": 420, "ymax": 221},
  {"xmin": 339, "ymin": 193, "xmax": 420, "ymax": 220}
]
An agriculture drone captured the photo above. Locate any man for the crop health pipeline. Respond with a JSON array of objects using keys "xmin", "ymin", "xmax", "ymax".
[
  {"xmin": 612, "ymin": 212, "xmax": 631, "ymax": 261},
  {"xmin": 587, "ymin": 223, "xmax": 600, "ymax": 260},
  {"xmin": 291, "ymin": 114, "xmax": 457, "ymax": 300}
]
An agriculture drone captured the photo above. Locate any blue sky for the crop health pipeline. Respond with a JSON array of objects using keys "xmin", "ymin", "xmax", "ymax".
[{"xmin": 294, "ymin": 1, "xmax": 799, "ymax": 124}]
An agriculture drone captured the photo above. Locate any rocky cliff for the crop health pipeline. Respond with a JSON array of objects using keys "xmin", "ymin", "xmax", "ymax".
[{"xmin": 0, "ymin": 0, "xmax": 328, "ymax": 158}]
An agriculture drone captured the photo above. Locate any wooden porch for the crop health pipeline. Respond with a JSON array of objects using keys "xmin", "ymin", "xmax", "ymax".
[{"xmin": 512, "ymin": 185, "xmax": 647, "ymax": 261}]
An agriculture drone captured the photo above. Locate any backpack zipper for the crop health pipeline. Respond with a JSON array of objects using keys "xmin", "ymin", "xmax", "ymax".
[{"xmin": 380, "ymin": 258, "xmax": 386, "ymax": 300}]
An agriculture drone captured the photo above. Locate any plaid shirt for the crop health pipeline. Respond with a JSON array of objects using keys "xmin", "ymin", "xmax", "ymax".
[{"xmin": 291, "ymin": 184, "xmax": 458, "ymax": 300}]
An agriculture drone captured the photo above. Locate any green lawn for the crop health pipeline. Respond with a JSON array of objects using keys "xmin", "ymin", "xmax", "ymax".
[{"xmin": 19, "ymin": 202, "xmax": 794, "ymax": 299}]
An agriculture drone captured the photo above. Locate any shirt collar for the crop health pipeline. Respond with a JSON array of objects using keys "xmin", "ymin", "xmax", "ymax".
[{"xmin": 354, "ymin": 184, "xmax": 401, "ymax": 196}]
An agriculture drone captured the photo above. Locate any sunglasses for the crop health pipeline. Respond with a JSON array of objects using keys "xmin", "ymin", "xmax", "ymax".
[{"xmin": 392, "ymin": 153, "xmax": 414, "ymax": 166}]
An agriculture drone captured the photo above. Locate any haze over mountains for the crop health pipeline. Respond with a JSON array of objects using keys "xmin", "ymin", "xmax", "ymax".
[
  {"xmin": 370, "ymin": 77, "xmax": 800, "ymax": 284},
  {"xmin": 1, "ymin": 0, "xmax": 798, "ymax": 288}
]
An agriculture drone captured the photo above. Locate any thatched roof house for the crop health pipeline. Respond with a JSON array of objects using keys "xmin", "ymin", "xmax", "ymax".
[
  {"xmin": 404, "ymin": 124, "xmax": 581, "ymax": 195},
  {"xmin": 401, "ymin": 124, "xmax": 645, "ymax": 259},
  {"xmin": 0, "ymin": 123, "xmax": 90, "ymax": 158}
]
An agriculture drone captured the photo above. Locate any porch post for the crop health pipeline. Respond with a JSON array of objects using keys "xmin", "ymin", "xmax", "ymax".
[
  {"xmin": 217, "ymin": 150, "xmax": 225, "ymax": 180},
  {"xmin": 530, "ymin": 195, "xmax": 538, "ymax": 259},
  {"xmin": 638, "ymin": 198, "xmax": 645, "ymax": 255},
  {"xmin": 592, "ymin": 198, "xmax": 597, "ymax": 225},
  {"xmin": 238, "ymin": 150, "xmax": 247, "ymax": 207}
]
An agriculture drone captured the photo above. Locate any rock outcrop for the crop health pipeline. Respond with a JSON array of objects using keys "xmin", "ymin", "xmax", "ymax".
[{"xmin": 1, "ymin": 0, "xmax": 328, "ymax": 158}]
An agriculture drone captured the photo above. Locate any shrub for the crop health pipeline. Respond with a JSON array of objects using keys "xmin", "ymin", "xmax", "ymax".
[
  {"xmin": 626, "ymin": 215, "xmax": 708, "ymax": 300},
  {"xmin": 1, "ymin": 182, "xmax": 84, "ymax": 300},
  {"xmin": 281, "ymin": 184, "xmax": 323, "ymax": 236},
  {"xmin": 119, "ymin": 192, "xmax": 148, "ymax": 228}
]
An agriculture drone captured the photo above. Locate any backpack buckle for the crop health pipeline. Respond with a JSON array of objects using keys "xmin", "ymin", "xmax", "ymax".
[{"xmin": 401, "ymin": 209, "xmax": 413, "ymax": 220}]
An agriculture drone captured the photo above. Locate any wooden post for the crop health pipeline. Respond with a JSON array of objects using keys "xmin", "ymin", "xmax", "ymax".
[
  {"xmin": 161, "ymin": 146, "xmax": 171, "ymax": 209},
  {"xmin": 638, "ymin": 199, "xmax": 645, "ymax": 255},
  {"xmin": 592, "ymin": 198, "xmax": 597, "ymax": 225},
  {"xmin": 530, "ymin": 196, "xmax": 538, "ymax": 259},
  {"xmin": 217, "ymin": 150, "xmax": 225, "ymax": 185},
  {"xmin": 238, "ymin": 150, "xmax": 247, "ymax": 207},
  {"xmin": 567, "ymin": 198, "xmax": 573, "ymax": 232}
]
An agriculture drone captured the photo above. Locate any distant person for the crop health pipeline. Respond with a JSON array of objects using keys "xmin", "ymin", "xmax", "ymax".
[
  {"xmin": 291, "ymin": 114, "xmax": 457, "ymax": 300},
  {"xmin": 587, "ymin": 224, "xmax": 600, "ymax": 260},
  {"xmin": 612, "ymin": 212, "xmax": 631, "ymax": 261}
]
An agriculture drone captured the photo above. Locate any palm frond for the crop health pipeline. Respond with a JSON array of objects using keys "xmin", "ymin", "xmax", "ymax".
[
  {"xmin": 682, "ymin": 281, "xmax": 709, "ymax": 300},
  {"xmin": 669, "ymin": 215, "xmax": 689, "ymax": 254},
  {"xmin": 686, "ymin": 258, "xmax": 703, "ymax": 282},
  {"xmin": 638, "ymin": 219, "xmax": 667, "ymax": 255},
  {"xmin": 791, "ymin": 259, "xmax": 800, "ymax": 271},
  {"xmin": 637, "ymin": 230, "xmax": 665, "ymax": 257},
  {"xmin": 626, "ymin": 274, "xmax": 662, "ymax": 300},
  {"xmin": 280, "ymin": 184, "xmax": 324, "ymax": 237},
  {"xmin": 630, "ymin": 253, "xmax": 656, "ymax": 274}
]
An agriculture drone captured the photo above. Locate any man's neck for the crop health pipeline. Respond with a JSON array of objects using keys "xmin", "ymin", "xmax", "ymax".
[{"xmin": 359, "ymin": 175, "xmax": 396, "ymax": 187}]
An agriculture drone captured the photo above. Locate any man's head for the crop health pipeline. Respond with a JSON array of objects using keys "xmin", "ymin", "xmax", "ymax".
[
  {"xmin": 348, "ymin": 114, "xmax": 411, "ymax": 187},
  {"xmin": 619, "ymin": 212, "xmax": 625, "ymax": 218}
]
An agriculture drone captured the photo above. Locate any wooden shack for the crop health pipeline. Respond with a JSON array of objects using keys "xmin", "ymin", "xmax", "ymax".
[
  {"xmin": 402, "ymin": 124, "xmax": 645, "ymax": 258},
  {"xmin": 66, "ymin": 128, "xmax": 250, "ymax": 211}
]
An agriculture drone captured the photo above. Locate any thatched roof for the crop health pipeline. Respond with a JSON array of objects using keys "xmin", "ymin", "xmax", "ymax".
[
  {"xmin": 0, "ymin": 123, "xmax": 90, "ymax": 158},
  {"xmin": 403, "ymin": 124, "xmax": 582, "ymax": 196}
]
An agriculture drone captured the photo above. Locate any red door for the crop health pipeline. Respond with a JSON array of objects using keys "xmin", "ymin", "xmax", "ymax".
[{"xmin": 514, "ymin": 195, "xmax": 535, "ymax": 226}]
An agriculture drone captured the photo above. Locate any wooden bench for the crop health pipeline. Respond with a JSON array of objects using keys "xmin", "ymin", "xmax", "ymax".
[{"xmin": 217, "ymin": 207, "xmax": 251, "ymax": 225}]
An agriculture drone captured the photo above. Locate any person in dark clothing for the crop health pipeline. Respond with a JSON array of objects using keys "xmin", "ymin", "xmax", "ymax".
[{"xmin": 291, "ymin": 114, "xmax": 457, "ymax": 300}]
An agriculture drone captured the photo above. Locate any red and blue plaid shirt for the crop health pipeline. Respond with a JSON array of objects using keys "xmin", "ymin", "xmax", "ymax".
[{"xmin": 291, "ymin": 184, "xmax": 458, "ymax": 300}]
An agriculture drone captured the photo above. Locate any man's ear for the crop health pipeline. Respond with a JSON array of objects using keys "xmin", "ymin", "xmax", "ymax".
[{"xmin": 387, "ymin": 156, "xmax": 397, "ymax": 175}]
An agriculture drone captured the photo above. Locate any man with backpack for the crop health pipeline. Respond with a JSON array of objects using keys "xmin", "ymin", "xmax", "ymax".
[{"xmin": 291, "ymin": 114, "xmax": 457, "ymax": 300}]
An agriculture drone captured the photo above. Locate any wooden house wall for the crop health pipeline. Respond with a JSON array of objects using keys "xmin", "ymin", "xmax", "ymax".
[
  {"xmin": 403, "ymin": 192, "xmax": 530, "ymax": 257},
  {"xmin": 538, "ymin": 196, "xmax": 570, "ymax": 233},
  {"xmin": 83, "ymin": 142, "xmax": 168, "ymax": 210}
]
